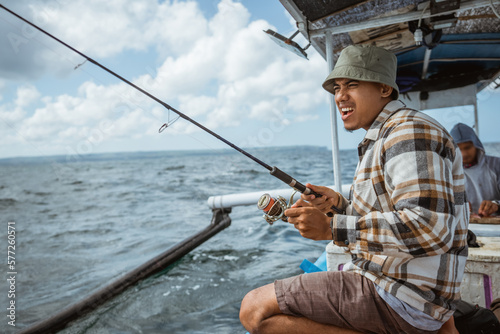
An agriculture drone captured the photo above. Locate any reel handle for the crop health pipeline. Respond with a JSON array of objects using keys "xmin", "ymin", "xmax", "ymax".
[{"xmin": 269, "ymin": 166, "xmax": 342, "ymax": 216}]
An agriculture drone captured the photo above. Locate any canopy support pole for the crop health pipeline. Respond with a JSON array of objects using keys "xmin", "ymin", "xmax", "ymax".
[
  {"xmin": 473, "ymin": 85, "xmax": 480, "ymax": 137},
  {"xmin": 325, "ymin": 32, "xmax": 343, "ymax": 192},
  {"xmin": 421, "ymin": 48, "xmax": 432, "ymax": 80}
]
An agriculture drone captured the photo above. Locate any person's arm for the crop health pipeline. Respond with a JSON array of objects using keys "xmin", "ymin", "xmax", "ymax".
[
  {"xmin": 332, "ymin": 122, "xmax": 465, "ymax": 258},
  {"xmin": 478, "ymin": 156, "xmax": 500, "ymax": 216}
]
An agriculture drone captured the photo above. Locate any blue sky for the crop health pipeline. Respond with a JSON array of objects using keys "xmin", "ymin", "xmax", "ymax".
[{"xmin": 0, "ymin": 0, "xmax": 499, "ymax": 159}]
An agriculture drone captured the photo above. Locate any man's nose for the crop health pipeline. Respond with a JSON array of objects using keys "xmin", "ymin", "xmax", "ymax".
[{"xmin": 335, "ymin": 86, "xmax": 348, "ymax": 102}]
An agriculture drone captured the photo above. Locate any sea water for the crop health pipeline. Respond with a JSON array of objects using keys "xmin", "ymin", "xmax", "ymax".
[{"xmin": 1, "ymin": 144, "xmax": 499, "ymax": 333}]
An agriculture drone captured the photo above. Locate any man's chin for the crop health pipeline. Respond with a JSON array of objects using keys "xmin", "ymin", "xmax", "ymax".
[
  {"xmin": 342, "ymin": 122, "xmax": 356, "ymax": 133},
  {"xmin": 343, "ymin": 127, "xmax": 354, "ymax": 133}
]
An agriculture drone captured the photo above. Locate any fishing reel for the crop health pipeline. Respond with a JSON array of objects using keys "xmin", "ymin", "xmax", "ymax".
[{"xmin": 257, "ymin": 191, "xmax": 296, "ymax": 225}]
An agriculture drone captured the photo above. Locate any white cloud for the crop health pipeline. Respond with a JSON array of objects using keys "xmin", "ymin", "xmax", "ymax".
[
  {"xmin": 0, "ymin": 105, "xmax": 25, "ymax": 126},
  {"xmin": 31, "ymin": 0, "xmax": 209, "ymax": 58},
  {"xmin": 0, "ymin": 0, "xmax": 210, "ymax": 80},
  {"xmin": 221, "ymin": 19, "xmax": 277, "ymax": 82},
  {"xmin": 14, "ymin": 84, "xmax": 41, "ymax": 108},
  {"xmin": 177, "ymin": 95, "xmax": 217, "ymax": 118}
]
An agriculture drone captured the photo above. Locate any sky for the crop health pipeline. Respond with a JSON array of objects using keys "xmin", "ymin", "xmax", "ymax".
[{"xmin": 0, "ymin": 0, "xmax": 499, "ymax": 160}]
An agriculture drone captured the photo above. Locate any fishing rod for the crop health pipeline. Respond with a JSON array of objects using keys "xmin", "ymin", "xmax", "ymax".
[{"xmin": 1, "ymin": 4, "xmax": 342, "ymax": 217}]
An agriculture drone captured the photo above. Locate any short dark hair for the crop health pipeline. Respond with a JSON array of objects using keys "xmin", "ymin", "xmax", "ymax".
[
  {"xmin": 379, "ymin": 83, "xmax": 398, "ymax": 100},
  {"xmin": 390, "ymin": 88, "xmax": 399, "ymax": 100}
]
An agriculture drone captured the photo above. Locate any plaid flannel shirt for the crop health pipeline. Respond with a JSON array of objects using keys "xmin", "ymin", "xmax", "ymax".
[{"xmin": 333, "ymin": 100, "xmax": 469, "ymax": 322}]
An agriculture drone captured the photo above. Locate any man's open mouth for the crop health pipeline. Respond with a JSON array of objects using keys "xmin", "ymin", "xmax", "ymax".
[{"xmin": 340, "ymin": 107, "xmax": 354, "ymax": 120}]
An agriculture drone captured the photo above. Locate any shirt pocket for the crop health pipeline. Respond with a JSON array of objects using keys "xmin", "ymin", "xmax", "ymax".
[{"xmin": 351, "ymin": 178, "xmax": 382, "ymax": 216}]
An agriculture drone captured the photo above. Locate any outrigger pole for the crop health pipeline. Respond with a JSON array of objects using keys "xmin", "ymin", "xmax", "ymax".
[
  {"xmin": 0, "ymin": 4, "xmax": 343, "ymax": 207},
  {"xmin": 17, "ymin": 209, "xmax": 231, "ymax": 334}
]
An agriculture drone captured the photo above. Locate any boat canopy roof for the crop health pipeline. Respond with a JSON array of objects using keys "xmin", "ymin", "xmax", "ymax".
[{"xmin": 279, "ymin": 0, "xmax": 500, "ymax": 94}]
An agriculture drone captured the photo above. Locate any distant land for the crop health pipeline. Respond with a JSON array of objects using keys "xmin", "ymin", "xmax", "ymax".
[
  {"xmin": 1, "ymin": 142, "xmax": 499, "ymax": 165},
  {"xmin": 0, "ymin": 145, "xmax": 333, "ymax": 165}
]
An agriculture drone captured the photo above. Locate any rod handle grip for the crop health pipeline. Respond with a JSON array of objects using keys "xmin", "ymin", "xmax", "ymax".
[{"xmin": 269, "ymin": 166, "xmax": 342, "ymax": 217}]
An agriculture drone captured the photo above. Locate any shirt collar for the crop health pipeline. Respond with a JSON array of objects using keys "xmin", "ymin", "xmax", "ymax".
[{"xmin": 364, "ymin": 100, "xmax": 406, "ymax": 142}]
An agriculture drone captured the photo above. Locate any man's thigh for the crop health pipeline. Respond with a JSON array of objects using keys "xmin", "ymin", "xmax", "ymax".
[{"xmin": 274, "ymin": 271, "xmax": 437, "ymax": 334}]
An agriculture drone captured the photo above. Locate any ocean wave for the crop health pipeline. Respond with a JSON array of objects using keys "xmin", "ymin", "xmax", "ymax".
[
  {"xmin": 23, "ymin": 190, "xmax": 51, "ymax": 197},
  {"xmin": 232, "ymin": 169, "xmax": 261, "ymax": 175},
  {"xmin": 164, "ymin": 165, "xmax": 186, "ymax": 171},
  {"xmin": 0, "ymin": 198, "xmax": 17, "ymax": 207}
]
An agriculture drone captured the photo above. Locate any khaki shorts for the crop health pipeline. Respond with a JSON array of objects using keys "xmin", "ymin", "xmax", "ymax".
[{"xmin": 275, "ymin": 271, "xmax": 439, "ymax": 334}]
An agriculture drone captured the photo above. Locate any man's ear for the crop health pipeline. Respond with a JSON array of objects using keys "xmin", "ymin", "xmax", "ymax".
[{"xmin": 380, "ymin": 84, "xmax": 393, "ymax": 98}]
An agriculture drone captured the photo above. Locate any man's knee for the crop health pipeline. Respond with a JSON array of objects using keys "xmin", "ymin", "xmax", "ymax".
[
  {"xmin": 240, "ymin": 283, "xmax": 278, "ymax": 333},
  {"xmin": 240, "ymin": 288, "xmax": 263, "ymax": 332}
]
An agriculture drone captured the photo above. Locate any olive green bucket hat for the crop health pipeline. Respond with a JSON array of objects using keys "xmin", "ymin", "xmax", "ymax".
[{"xmin": 322, "ymin": 44, "xmax": 399, "ymax": 99}]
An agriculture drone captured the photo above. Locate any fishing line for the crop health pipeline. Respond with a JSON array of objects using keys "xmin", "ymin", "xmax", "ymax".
[{"xmin": 0, "ymin": 4, "xmax": 343, "ymax": 214}]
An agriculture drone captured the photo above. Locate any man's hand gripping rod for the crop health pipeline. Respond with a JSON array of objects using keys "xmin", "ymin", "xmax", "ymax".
[{"xmin": 258, "ymin": 167, "xmax": 343, "ymax": 224}]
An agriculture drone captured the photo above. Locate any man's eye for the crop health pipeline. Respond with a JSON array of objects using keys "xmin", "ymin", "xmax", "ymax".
[{"xmin": 348, "ymin": 83, "xmax": 358, "ymax": 88}]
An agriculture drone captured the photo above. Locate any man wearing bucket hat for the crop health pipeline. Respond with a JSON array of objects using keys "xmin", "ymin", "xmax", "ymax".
[{"xmin": 240, "ymin": 45, "xmax": 467, "ymax": 334}]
